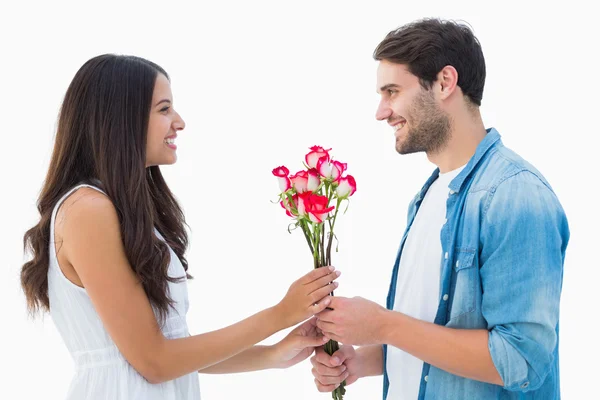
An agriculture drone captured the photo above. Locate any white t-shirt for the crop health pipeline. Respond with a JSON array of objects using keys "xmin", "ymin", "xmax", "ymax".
[{"xmin": 386, "ymin": 164, "xmax": 465, "ymax": 400}]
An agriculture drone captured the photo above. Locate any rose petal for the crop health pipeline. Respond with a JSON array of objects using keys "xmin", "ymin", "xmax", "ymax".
[
  {"xmin": 272, "ymin": 166, "xmax": 289, "ymax": 177},
  {"xmin": 277, "ymin": 176, "xmax": 291, "ymax": 193},
  {"xmin": 317, "ymin": 157, "xmax": 332, "ymax": 178},
  {"xmin": 336, "ymin": 175, "xmax": 357, "ymax": 198},
  {"xmin": 307, "ymin": 168, "xmax": 320, "ymax": 192},
  {"xmin": 305, "ymin": 146, "xmax": 332, "ymax": 169}
]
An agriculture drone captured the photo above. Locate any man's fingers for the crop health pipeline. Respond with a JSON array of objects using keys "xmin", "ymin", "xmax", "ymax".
[
  {"xmin": 327, "ymin": 332, "xmax": 343, "ymax": 343},
  {"xmin": 313, "ymin": 369, "xmax": 350, "ymax": 385},
  {"xmin": 310, "ymin": 296, "xmax": 332, "ymax": 315},
  {"xmin": 316, "ymin": 319, "xmax": 336, "ymax": 335},
  {"xmin": 316, "ymin": 309, "xmax": 334, "ymax": 322},
  {"xmin": 312, "ymin": 346, "xmax": 343, "ymax": 368},
  {"xmin": 311, "ymin": 362, "xmax": 347, "ymax": 377},
  {"xmin": 314, "ymin": 378, "xmax": 340, "ymax": 393},
  {"xmin": 331, "ymin": 345, "xmax": 355, "ymax": 366}
]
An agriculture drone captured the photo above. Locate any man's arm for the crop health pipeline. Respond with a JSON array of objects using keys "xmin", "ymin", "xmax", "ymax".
[
  {"xmin": 317, "ymin": 297, "xmax": 502, "ymax": 384},
  {"xmin": 355, "ymin": 344, "xmax": 384, "ymax": 377},
  {"xmin": 380, "ymin": 312, "xmax": 503, "ymax": 384},
  {"xmin": 318, "ymin": 170, "xmax": 569, "ymax": 392},
  {"xmin": 478, "ymin": 171, "xmax": 568, "ymax": 391}
]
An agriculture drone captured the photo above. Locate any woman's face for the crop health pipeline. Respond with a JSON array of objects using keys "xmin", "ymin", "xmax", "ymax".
[{"xmin": 146, "ymin": 74, "xmax": 185, "ymax": 167}]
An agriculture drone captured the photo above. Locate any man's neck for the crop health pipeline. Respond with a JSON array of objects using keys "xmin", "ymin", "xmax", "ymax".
[{"xmin": 427, "ymin": 112, "xmax": 487, "ymax": 173}]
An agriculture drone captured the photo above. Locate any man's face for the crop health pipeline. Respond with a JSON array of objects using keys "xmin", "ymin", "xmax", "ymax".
[{"xmin": 375, "ymin": 60, "xmax": 451, "ymax": 155}]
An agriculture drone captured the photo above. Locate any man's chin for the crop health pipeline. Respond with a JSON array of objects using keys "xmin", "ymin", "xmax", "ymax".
[{"xmin": 395, "ymin": 142, "xmax": 421, "ymax": 155}]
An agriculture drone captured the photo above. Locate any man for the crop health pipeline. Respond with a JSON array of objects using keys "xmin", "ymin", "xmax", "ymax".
[{"xmin": 311, "ymin": 18, "xmax": 570, "ymax": 399}]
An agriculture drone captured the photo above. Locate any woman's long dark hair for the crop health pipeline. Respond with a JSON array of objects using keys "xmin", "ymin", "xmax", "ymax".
[{"xmin": 21, "ymin": 54, "xmax": 191, "ymax": 323}]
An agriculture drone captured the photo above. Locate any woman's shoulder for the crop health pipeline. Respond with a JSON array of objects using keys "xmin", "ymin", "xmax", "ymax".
[{"xmin": 57, "ymin": 186, "xmax": 120, "ymax": 241}]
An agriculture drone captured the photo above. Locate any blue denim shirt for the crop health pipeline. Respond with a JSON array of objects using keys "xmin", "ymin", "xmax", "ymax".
[{"xmin": 382, "ymin": 128, "xmax": 570, "ymax": 399}]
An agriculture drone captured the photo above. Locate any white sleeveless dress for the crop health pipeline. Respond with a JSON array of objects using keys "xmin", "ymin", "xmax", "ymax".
[{"xmin": 47, "ymin": 184, "xmax": 201, "ymax": 399}]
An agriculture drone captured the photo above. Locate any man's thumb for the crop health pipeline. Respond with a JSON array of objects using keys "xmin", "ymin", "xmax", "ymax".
[{"xmin": 331, "ymin": 345, "xmax": 354, "ymax": 366}]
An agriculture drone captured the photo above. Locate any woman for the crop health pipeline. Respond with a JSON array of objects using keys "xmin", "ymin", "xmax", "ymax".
[{"xmin": 20, "ymin": 54, "xmax": 340, "ymax": 399}]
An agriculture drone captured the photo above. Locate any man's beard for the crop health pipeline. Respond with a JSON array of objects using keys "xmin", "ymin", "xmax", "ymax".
[{"xmin": 395, "ymin": 90, "xmax": 452, "ymax": 155}]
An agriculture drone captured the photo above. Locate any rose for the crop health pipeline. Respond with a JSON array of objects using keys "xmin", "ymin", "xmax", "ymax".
[
  {"xmin": 306, "ymin": 194, "xmax": 335, "ymax": 224},
  {"xmin": 317, "ymin": 157, "xmax": 347, "ymax": 183},
  {"xmin": 306, "ymin": 146, "xmax": 331, "ymax": 169},
  {"xmin": 272, "ymin": 166, "xmax": 291, "ymax": 193},
  {"xmin": 290, "ymin": 171, "xmax": 308, "ymax": 193},
  {"xmin": 298, "ymin": 192, "xmax": 335, "ymax": 224},
  {"xmin": 291, "ymin": 168, "xmax": 321, "ymax": 193},
  {"xmin": 307, "ymin": 168, "xmax": 320, "ymax": 192},
  {"xmin": 272, "ymin": 146, "xmax": 356, "ymax": 400},
  {"xmin": 280, "ymin": 194, "xmax": 299, "ymax": 217},
  {"xmin": 336, "ymin": 175, "xmax": 357, "ymax": 199}
]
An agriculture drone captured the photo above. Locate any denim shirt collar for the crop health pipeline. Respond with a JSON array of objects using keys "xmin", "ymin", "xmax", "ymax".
[{"xmin": 416, "ymin": 127, "xmax": 501, "ymax": 200}]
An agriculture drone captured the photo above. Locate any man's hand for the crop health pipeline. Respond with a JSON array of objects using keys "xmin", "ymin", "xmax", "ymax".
[
  {"xmin": 310, "ymin": 345, "xmax": 360, "ymax": 392},
  {"xmin": 316, "ymin": 296, "xmax": 388, "ymax": 346}
]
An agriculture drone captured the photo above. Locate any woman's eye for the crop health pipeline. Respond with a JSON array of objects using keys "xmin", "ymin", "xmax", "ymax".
[{"xmin": 160, "ymin": 106, "xmax": 170, "ymax": 113}]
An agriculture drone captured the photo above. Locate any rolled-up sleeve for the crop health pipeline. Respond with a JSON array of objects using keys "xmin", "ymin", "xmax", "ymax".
[{"xmin": 480, "ymin": 170, "xmax": 569, "ymax": 392}]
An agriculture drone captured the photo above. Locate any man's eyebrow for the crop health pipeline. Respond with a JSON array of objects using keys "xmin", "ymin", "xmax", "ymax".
[{"xmin": 377, "ymin": 84, "xmax": 401, "ymax": 93}]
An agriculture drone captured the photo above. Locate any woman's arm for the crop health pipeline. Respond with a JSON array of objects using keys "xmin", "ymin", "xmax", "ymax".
[
  {"xmin": 62, "ymin": 191, "xmax": 339, "ymax": 383},
  {"xmin": 200, "ymin": 318, "xmax": 328, "ymax": 374}
]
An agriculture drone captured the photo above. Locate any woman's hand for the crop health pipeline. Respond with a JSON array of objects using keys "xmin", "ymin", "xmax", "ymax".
[
  {"xmin": 270, "ymin": 318, "xmax": 329, "ymax": 369},
  {"xmin": 274, "ymin": 266, "xmax": 340, "ymax": 328}
]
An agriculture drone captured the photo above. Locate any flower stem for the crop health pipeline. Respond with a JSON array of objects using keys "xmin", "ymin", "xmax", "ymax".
[
  {"xmin": 312, "ymin": 222, "xmax": 320, "ymax": 270},
  {"xmin": 326, "ymin": 199, "xmax": 341, "ymax": 264},
  {"xmin": 323, "ymin": 338, "xmax": 347, "ymax": 399},
  {"xmin": 300, "ymin": 220, "xmax": 314, "ymax": 254}
]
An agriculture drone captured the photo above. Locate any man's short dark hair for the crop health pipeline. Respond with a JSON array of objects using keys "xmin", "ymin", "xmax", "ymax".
[{"xmin": 374, "ymin": 18, "xmax": 486, "ymax": 106}]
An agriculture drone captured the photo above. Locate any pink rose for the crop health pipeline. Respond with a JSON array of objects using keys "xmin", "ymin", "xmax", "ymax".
[
  {"xmin": 272, "ymin": 166, "xmax": 291, "ymax": 193},
  {"xmin": 290, "ymin": 170, "xmax": 309, "ymax": 193},
  {"xmin": 336, "ymin": 175, "xmax": 357, "ymax": 198},
  {"xmin": 280, "ymin": 194, "xmax": 298, "ymax": 217},
  {"xmin": 317, "ymin": 157, "xmax": 347, "ymax": 182},
  {"xmin": 307, "ymin": 168, "xmax": 320, "ymax": 192},
  {"xmin": 305, "ymin": 146, "xmax": 332, "ymax": 169}
]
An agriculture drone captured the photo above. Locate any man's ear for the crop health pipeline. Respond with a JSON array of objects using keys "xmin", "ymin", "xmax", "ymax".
[{"xmin": 437, "ymin": 65, "xmax": 459, "ymax": 99}]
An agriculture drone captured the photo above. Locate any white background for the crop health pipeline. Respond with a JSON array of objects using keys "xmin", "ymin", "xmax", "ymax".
[{"xmin": 1, "ymin": 0, "xmax": 597, "ymax": 398}]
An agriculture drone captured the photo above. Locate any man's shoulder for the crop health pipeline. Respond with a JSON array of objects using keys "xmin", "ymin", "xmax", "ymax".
[{"xmin": 471, "ymin": 143, "xmax": 554, "ymax": 195}]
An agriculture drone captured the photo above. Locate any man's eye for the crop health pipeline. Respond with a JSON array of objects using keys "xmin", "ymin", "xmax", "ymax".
[{"xmin": 388, "ymin": 89, "xmax": 397, "ymax": 95}]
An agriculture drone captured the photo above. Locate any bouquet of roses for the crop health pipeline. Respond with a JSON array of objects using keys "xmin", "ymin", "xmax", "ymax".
[{"xmin": 272, "ymin": 146, "xmax": 356, "ymax": 400}]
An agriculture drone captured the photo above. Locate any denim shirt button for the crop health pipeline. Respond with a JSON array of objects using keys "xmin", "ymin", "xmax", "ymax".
[
  {"xmin": 444, "ymin": 252, "xmax": 449, "ymax": 260},
  {"xmin": 443, "ymin": 294, "xmax": 449, "ymax": 301},
  {"xmin": 424, "ymin": 375, "xmax": 429, "ymax": 382}
]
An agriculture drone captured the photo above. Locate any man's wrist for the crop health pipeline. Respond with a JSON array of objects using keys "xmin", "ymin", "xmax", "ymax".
[
  {"xmin": 355, "ymin": 344, "xmax": 385, "ymax": 378},
  {"xmin": 376, "ymin": 308, "xmax": 399, "ymax": 345}
]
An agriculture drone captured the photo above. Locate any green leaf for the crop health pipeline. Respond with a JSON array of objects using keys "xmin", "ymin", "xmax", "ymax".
[
  {"xmin": 343, "ymin": 199, "xmax": 350, "ymax": 214},
  {"xmin": 287, "ymin": 222, "xmax": 300, "ymax": 234}
]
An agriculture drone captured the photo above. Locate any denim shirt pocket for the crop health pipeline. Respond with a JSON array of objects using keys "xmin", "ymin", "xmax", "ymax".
[{"xmin": 448, "ymin": 249, "xmax": 477, "ymax": 321}]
